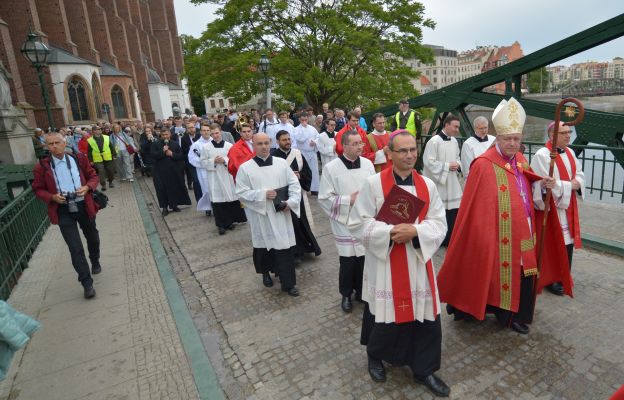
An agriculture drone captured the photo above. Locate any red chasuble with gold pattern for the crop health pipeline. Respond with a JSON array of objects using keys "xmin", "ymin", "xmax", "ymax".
[{"xmin": 437, "ymin": 146, "xmax": 571, "ymax": 320}]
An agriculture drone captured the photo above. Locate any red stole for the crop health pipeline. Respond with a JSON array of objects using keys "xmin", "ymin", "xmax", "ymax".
[
  {"xmin": 227, "ymin": 140, "xmax": 255, "ymax": 181},
  {"xmin": 379, "ymin": 167, "xmax": 437, "ymax": 324},
  {"xmin": 545, "ymin": 142, "xmax": 582, "ymax": 248}
]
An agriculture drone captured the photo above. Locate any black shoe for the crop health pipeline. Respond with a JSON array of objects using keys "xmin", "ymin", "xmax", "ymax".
[
  {"xmin": 188, "ymin": 185, "xmax": 193, "ymax": 191},
  {"xmin": 205, "ymin": 210, "xmax": 212, "ymax": 217},
  {"xmin": 341, "ymin": 296, "xmax": 353, "ymax": 313},
  {"xmin": 414, "ymin": 374, "xmax": 450, "ymax": 397},
  {"xmin": 367, "ymin": 355, "xmax": 386, "ymax": 382},
  {"xmin": 171, "ymin": 206, "xmax": 181, "ymax": 212},
  {"xmin": 91, "ymin": 263, "xmax": 102, "ymax": 275},
  {"xmin": 510, "ymin": 321, "xmax": 530, "ymax": 334},
  {"xmin": 547, "ymin": 282, "xmax": 564, "ymax": 296},
  {"xmin": 84, "ymin": 286, "xmax": 96, "ymax": 299},
  {"xmin": 101, "ymin": 186, "xmax": 106, "ymax": 191},
  {"xmin": 286, "ymin": 287, "xmax": 300, "ymax": 297},
  {"xmin": 161, "ymin": 208, "xmax": 169, "ymax": 217},
  {"xmin": 109, "ymin": 182, "xmax": 115, "ymax": 188},
  {"xmin": 227, "ymin": 224, "xmax": 235, "ymax": 230},
  {"xmin": 218, "ymin": 227, "xmax": 226, "ymax": 235},
  {"xmin": 262, "ymin": 272, "xmax": 273, "ymax": 287},
  {"xmin": 354, "ymin": 293, "xmax": 363, "ymax": 303}
]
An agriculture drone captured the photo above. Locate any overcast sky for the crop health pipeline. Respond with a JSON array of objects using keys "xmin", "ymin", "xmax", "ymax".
[{"xmin": 173, "ymin": 0, "xmax": 624, "ymax": 65}]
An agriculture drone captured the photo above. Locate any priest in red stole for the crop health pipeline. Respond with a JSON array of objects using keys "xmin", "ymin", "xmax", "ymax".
[
  {"xmin": 366, "ymin": 113, "xmax": 393, "ymax": 172},
  {"xmin": 438, "ymin": 97, "xmax": 572, "ymax": 335},
  {"xmin": 531, "ymin": 121, "xmax": 584, "ymax": 296},
  {"xmin": 335, "ymin": 111, "xmax": 375, "ymax": 162},
  {"xmin": 349, "ymin": 131, "xmax": 450, "ymax": 397},
  {"xmin": 227, "ymin": 123, "xmax": 255, "ymax": 181}
]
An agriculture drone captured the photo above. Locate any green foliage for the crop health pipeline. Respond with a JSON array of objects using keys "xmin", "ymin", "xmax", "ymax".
[
  {"xmin": 527, "ymin": 67, "xmax": 549, "ymax": 93},
  {"xmin": 182, "ymin": 0, "xmax": 435, "ymax": 112}
]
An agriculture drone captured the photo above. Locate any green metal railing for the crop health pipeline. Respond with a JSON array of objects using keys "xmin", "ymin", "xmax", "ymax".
[
  {"xmin": 0, "ymin": 187, "xmax": 49, "ymax": 300},
  {"xmin": 421, "ymin": 136, "xmax": 624, "ymax": 203}
]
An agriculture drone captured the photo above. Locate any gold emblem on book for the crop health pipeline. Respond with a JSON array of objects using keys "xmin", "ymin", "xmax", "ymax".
[{"xmin": 390, "ymin": 198, "xmax": 410, "ymax": 220}]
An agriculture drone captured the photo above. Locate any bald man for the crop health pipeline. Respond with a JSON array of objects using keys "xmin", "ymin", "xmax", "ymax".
[{"xmin": 235, "ymin": 133, "xmax": 303, "ymax": 296}]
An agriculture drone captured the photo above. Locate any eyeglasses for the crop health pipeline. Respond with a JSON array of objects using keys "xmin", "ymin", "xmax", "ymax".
[{"xmin": 392, "ymin": 147, "xmax": 418, "ymax": 155}]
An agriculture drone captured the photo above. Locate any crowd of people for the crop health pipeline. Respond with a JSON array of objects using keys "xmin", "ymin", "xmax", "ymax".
[{"xmin": 31, "ymin": 96, "xmax": 585, "ymax": 398}]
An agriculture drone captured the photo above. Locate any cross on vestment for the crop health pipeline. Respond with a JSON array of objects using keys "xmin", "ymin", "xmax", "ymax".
[{"xmin": 397, "ymin": 301, "xmax": 410, "ymax": 312}]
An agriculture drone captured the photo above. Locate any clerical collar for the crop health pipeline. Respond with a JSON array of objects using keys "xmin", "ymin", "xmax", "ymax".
[
  {"xmin": 339, "ymin": 154, "xmax": 360, "ymax": 169},
  {"xmin": 393, "ymin": 171, "xmax": 413, "ymax": 185},
  {"xmin": 438, "ymin": 131, "xmax": 451, "ymax": 141},
  {"xmin": 471, "ymin": 133, "xmax": 489, "ymax": 143},
  {"xmin": 278, "ymin": 148, "xmax": 290, "ymax": 157},
  {"xmin": 253, "ymin": 155, "xmax": 273, "ymax": 167},
  {"xmin": 372, "ymin": 130, "xmax": 387, "ymax": 136},
  {"xmin": 212, "ymin": 139, "xmax": 225, "ymax": 148},
  {"xmin": 325, "ymin": 131, "xmax": 335, "ymax": 138}
]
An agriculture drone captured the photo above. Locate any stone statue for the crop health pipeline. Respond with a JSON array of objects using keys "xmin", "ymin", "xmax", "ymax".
[{"xmin": 0, "ymin": 61, "xmax": 12, "ymax": 109}]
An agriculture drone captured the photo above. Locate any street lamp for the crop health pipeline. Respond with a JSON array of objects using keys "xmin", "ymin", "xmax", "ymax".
[
  {"xmin": 21, "ymin": 29, "xmax": 54, "ymax": 130},
  {"xmin": 258, "ymin": 53, "xmax": 271, "ymax": 110}
]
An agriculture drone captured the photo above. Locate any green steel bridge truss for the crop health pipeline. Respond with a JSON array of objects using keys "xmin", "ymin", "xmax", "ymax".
[{"xmin": 365, "ymin": 14, "xmax": 624, "ymax": 167}]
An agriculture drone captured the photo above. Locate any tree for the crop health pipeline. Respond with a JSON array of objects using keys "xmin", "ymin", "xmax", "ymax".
[
  {"xmin": 183, "ymin": 0, "xmax": 435, "ymax": 112},
  {"xmin": 527, "ymin": 67, "xmax": 549, "ymax": 93}
]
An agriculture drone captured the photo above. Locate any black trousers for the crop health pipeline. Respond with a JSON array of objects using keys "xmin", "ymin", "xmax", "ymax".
[
  {"xmin": 57, "ymin": 202, "xmax": 100, "ymax": 288},
  {"xmin": 567, "ymin": 243, "xmax": 574, "ymax": 268},
  {"xmin": 339, "ymin": 256, "xmax": 364, "ymax": 297},
  {"xmin": 442, "ymin": 208, "xmax": 458, "ymax": 246},
  {"xmin": 253, "ymin": 247, "xmax": 296, "ymax": 290}
]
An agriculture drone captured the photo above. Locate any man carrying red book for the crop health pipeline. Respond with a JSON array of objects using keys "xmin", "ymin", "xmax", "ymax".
[{"xmin": 349, "ymin": 130, "xmax": 450, "ymax": 397}]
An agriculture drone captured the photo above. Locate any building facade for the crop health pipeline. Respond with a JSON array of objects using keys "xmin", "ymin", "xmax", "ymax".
[{"xmin": 0, "ymin": 0, "xmax": 191, "ymax": 129}]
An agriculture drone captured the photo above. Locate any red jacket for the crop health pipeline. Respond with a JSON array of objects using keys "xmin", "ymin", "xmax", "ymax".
[
  {"xmin": 32, "ymin": 153, "xmax": 100, "ymax": 225},
  {"xmin": 227, "ymin": 139, "xmax": 255, "ymax": 181}
]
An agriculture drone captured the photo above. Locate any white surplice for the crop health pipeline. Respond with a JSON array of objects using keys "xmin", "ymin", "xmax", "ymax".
[
  {"xmin": 188, "ymin": 136, "xmax": 212, "ymax": 211},
  {"xmin": 460, "ymin": 134, "xmax": 495, "ymax": 178},
  {"xmin": 317, "ymin": 131, "xmax": 337, "ymax": 168},
  {"xmin": 531, "ymin": 146, "xmax": 585, "ymax": 245},
  {"xmin": 318, "ymin": 157, "xmax": 375, "ymax": 257},
  {"xmin": 348, "ymin": 174, "xmax": 447, "ymax": 323},
  {"xmin": 199, "ymin": 140, "xmax": 238, "ymax": 203},
  {"xmin": 236, "ymin": 156, "xmax": 302, "ymax": 250},
  {"xmin": 293, "ymin": 124, "xmax": 320, "ymax": 192},
  {"xmin": 422, "ymin": 134, "xmax": 463, "ymax": 209}
]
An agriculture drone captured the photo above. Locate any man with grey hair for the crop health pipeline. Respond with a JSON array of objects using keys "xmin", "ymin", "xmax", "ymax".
[
  {"xmin": 460, "ymin": 116, "xmax": 495, "ymax": 178},
  {"xmin": 319, "ymin": 130, "xmax": 375, "ymax": 313}
]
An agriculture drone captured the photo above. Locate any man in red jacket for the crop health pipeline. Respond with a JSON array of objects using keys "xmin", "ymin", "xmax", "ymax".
[
  {"xmin": 32, "ymin": 131, "xmax": 102, "ymax": 299},
  {"xmin": 334, "ymin": 111, "xmax": 374, "ymax": 163}
]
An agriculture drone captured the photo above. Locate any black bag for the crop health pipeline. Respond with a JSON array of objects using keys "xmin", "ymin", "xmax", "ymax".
[{"xmin": 92, "ymin": 190, "xmax": 109, "ymax": 210}]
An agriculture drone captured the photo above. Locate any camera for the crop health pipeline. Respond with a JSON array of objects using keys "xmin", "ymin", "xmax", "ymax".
[{"xmin": 63, "ymin": 191, "xmax": 79, "ymax": 213}]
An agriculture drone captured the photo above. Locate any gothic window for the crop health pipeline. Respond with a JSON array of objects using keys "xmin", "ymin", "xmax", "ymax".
[
  {"xmin": 68, "ymin": 77, "xmax": 90, "ymax": 121},
  {"xmin": 111, "ymin": 85, "xmax": 127, "ymax": 119},
  {"xmin": 92, "ymin": 74, "xmax": 103, "ymax": 119}
]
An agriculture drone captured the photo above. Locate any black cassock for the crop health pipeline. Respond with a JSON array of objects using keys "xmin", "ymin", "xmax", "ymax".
[
  {"xmin": 271, "ymin": 148, "xmax": 321, "ymax": 258},
  {"xmin": 151, "ymin": 139, "xmax": 191, "ymax": 209}
]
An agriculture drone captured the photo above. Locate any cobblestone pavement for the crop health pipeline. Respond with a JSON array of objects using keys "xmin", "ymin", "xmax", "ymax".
[
  {"xmin": 140, "ymin": 177, "xmax": 624, "ymax": 400},
  {"xmin": 1, "ymin": 181, "xmax": 199, "ymax": 400}
]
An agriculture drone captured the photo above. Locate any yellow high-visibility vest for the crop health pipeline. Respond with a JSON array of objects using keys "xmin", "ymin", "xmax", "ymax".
[{"xmin": 87, "ymin": 135, "xmax": 112, "ymax": 162}]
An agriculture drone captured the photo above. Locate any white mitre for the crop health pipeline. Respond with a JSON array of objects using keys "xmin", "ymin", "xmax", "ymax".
[{"xmin": 492, "ymin": 97, "xmax": 526, "ymax": 135}]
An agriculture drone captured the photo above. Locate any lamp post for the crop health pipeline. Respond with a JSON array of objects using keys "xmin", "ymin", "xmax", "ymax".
[
  {"xmin": 258, "ymin": 53, "xmax": 271, "ymax": 110},
  {"xmin": 21, "ymin": 29, "xmax": 54, "ymax": 130}
]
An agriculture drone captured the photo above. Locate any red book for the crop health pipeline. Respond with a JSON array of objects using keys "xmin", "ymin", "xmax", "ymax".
[{"xmin": 376, "ymin": 184, "xmax": 426, "ymax": 225}]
